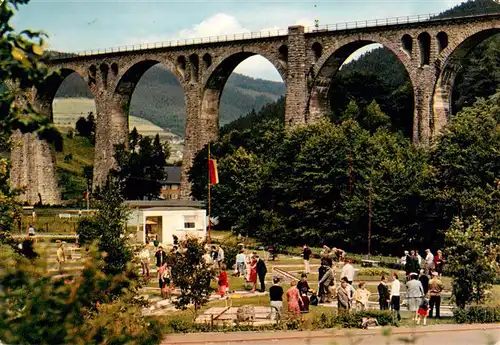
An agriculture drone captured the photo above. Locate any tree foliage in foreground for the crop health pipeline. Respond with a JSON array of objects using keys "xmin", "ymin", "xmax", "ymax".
[
  {"xmin": 0, "ymin": 0, "xmax": 63, "ymax": 233},
  {"xmin": 445, "ymin": 217, "xmax": 500, "ymax": 309},
  {"xmin": 0, "ymin": 245, "xmax": 161, "ymax": 345},
  {"xmin": 0, "ymin": 0, "xmax": 62, "ymax": 152}
]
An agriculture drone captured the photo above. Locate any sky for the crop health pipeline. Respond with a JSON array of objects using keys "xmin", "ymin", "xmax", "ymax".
[{"xmin": 14, "ymin": 0, "xmax": 465, "ymax": 81}]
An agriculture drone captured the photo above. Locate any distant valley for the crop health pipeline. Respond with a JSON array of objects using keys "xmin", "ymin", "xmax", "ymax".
[{"xmin": 55, "ymin": 65, "xmax": 286, "ymax": 137}]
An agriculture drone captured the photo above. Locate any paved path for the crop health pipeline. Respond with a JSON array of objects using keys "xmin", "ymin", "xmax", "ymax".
[{"xmin": 162, "ymin": 324, "xmax": 500, "ymax": 345}]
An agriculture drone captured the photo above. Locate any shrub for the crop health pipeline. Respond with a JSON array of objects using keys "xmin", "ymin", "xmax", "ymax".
[
  {"xmin": 445, "ymin": 217, "xmax": 500, "ymax": 308},
  {"xmin": 218, "ymin": 238, "xmax": 240, "ymax": 270},
  {"xmin": 357, "ymin": 267, "xmax": 391, "ymax": 276},
  {"xmin": 453, "ymin": 306, "xmax": 500, "ymax": 324}
]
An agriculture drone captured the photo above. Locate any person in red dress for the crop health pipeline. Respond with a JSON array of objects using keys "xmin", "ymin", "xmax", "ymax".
[
  {"xmin": 286, "ymin": 280, "xmax": 303, "ymax": 318},
  {"xmin": 248, "ymin": 257, "xmax": 258, "ymax": 292},
  {"xmin": 218, "ymin": 264, "xmax": 229, "ymax": 297},
  {"xmin": 416, "ymin": 298, "xmax": 429, "ymax": 325}
]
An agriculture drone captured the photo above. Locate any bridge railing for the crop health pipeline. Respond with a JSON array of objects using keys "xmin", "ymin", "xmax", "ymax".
[
  {"xmin": 49, "ymin": 9, "xmax": 500, "ymax": 60},
  {"xmin": 49, "ymin": 29, "xmax": 289, "ymax": 59},
  {"xmin": 305, "ymin": 14, "xmax": 437, "ymax": 33}
]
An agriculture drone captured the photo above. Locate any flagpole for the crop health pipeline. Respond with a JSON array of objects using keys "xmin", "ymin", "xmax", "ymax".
[{"xmin": 207, "ymin": 142, "xmax": 211, "ymax": 244}]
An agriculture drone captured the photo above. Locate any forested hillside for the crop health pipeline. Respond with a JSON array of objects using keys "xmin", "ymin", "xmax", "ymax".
[{"xmin": 55, "ymin": 66, "xmax": 285, "ymax": 136}]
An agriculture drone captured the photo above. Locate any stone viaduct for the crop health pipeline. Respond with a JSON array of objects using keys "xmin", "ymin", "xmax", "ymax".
[{"xmin": 10, "ymin": 12, "xmax": 500, "ymax": 204}]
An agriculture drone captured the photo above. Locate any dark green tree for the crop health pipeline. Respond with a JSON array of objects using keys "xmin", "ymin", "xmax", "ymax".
[
  {"xmin": 445, "ymin": 217, "xmax": 500, "ymax": 308},
  {"xmin": 77, "ymin": 177, "xmax": 132, "ymax": 275},
  {"xmin": 75, "ymin": 111, "xmax": 96, "ymax": 144},
  {"xmin": 168, "ymin": 236, "xmax": 214, "ymax": 319},
  {"xmin": 129, "ymin": 127, "xmax": 141, "ymax": 152},
  {"xmin": 424, "ymin": 92, "xmax": 500, "ymax": 241},
  {"xmin": 113, "ymin": 134, "xmax": 169, "ymax": 200}
]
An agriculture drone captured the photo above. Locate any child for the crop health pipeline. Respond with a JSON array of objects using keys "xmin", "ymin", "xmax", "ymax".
[
  {"xmin": 158, "ymin": 265, "xmax": 171, "ymax": 299},
  {"xmin": 416, "ymin": 298, "xmax": 429, "ymax": 325},
  {"xmin": 218, "ymin": 264, "xmax": 229, "ymax": 297}
]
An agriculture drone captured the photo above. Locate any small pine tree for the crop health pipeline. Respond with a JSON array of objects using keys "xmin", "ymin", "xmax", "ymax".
[
  {"xmin": 77, "ymin": 177, "xmax": 132, "ymax": 275},
  {"xmin": 168, "ymin": 236, "xmax": 215, "ymax": 319}
]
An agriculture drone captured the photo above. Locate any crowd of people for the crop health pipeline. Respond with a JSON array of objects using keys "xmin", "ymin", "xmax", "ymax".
[{"xmin": 136, "ymin": 240, "xmax": 446, "ymax": 324}]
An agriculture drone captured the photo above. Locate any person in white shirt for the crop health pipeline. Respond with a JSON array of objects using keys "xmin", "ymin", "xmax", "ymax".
[
  {"xmin": 424, "ymin": 249, "xmax": 434, "ymax": 275},
  {"xmin": 390, "ymin": 271, "xmax": 401, "ymax": 322},
  {"xmin": 341, "ymin": 261, "xmax": 355, "ymax": 285},
  {"xmin": 217, "ymin": 245, "xmax": 225, "ymax": 268},
  {"xmin": 236, "ymin": 250, "xmax": 246, "ymax": 277}
]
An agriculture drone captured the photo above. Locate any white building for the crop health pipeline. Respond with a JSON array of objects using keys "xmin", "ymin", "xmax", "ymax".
[{"xmin": 126, "ymin": 200, "xmax": 207, "ymax": 246}]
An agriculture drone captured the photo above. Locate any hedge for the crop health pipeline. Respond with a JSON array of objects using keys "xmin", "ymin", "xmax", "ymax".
[
  {"xmin": 157, "ymin": 310, "xmax": 395, "ymax": 334},
  {"xmin": 453, "ymin": 306, "xmax": 500, "ymax": 324}
]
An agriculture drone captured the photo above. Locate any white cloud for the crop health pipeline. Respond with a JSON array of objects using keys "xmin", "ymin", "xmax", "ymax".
[
  {"xmin": 127, "ymin": 13, "xmax": 286, "ymax": 82},
  {"xmin": 233, "ymin": 56, "xmax": 284, "ymax": 82},
  {"xmin": 342, "ymin": 43, "xmax": 383, "ymax": 66},
  {"xmin": 177, "ymin": 13, "xmax": 250, "ymax": 38}
]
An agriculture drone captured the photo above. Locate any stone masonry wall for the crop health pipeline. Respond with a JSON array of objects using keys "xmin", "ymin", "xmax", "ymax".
[{"xmin": 16, "ymin": 13, "xmax": 496, "ymax": 202}]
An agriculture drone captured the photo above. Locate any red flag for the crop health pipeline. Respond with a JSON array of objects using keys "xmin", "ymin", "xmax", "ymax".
[
  {"xmin": 84, "ymin": 191, "xmax": 89, "ymax": 200},
  {"xmin": 208, "ymin": 159, "xmax": 219, "ymax": 185}
]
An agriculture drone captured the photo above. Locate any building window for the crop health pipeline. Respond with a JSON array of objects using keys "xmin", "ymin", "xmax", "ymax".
[{"xmin": 184, "ymin": 215, "xmax": 197, "ymax": 229}]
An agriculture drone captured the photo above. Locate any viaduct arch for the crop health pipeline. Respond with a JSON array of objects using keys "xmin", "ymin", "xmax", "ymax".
[{"xmin": 10, "ymin": 12, "xmax": 500, "ymax": 204}]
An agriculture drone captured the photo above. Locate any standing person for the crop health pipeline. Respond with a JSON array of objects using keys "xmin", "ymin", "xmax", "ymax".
[
  {"xmin": 217, "ymin": 245, "xmax": 225, "ymax": 269},
  {"xmin": 424, "ymin": 249, "xmax": 435, "ymax": 275},
  {"xmin": 353, "ymin": 282, "xmax": 371, "ymax": 311},
  {"xmin": 210, "ymin": 245, "xmax": 219, "ymax": 271},
  {"xmin": 406, "ymin": 250, "xmax": 420, "ymax": 278},
  {"xmin": 28, "ymin": 224, "xmax": 36, "ymax": 237},
  {"xmin": 248, "ymin": 256, "xmax": 258, "ymax": 292},
  {"xmin": 217, "ymin": 264, "xmax": 229, "ymax": 297},
  {"xmin": 236, "ymin": 249, "xmax": 246, "ymax": 278},
  {"xmin": 153, "ymin": 236, "xmax": 159, "ymax": 251},
  {"xmin": 56, "ymin": 242, "xmax": 66, "ymax": 274},
  {"xmin": 337, "ymin": 280, "xmax": 351, "ymax": 312},
  {"xmin": 320, "ymin": 245, "xmax": 330, "ymax": 259},
  {"xmin": 139, "ymin": 244, "xmax": 150, "ymax": 278},
  {"xmin": 406, "ymin": 273, "xmax": 425, "ymax": 319},
  {"xmin": 155, "ymin": 246, "xmax": 167, "ymax": 269},
  {"xmin": 297, "ymin": 273, "xmax": 312, "ymax": 312},
  {"xmin": 399, "ymin": 251, "xmax": 408, "ymax": 270},
  {"xmin": 434, "ymin": 250, "xmax": 445, "ymax": 276},
  {"xmin": 415, "ymin": 250, "xmax": 423, "ymax": 268},
  {"xmin": 159, "ymin": 266, "xmax": 171, "ymax": 299},
  {"xmin": 378, "ymin": 275, "xmax": 390, "ymax": 310},
  {"xmin": 341, "ymin": 260, "xmax": 355, "ymax": 285},
  {"xmin": 419, "ymin": 269, "xmax": 429, "ymax": 295},
  {"xmin": 303, "ymin": 245, "xmax": 312, "ymax": 274},
  {"xmin": 256, "ymin": 255, "xmax": 267, "ymax": 292},
  {"xmin": 428, "ymin": 271, "xmax": 444, "ymax": 319},
  {"xmin": 286, "ymin": 281, "xmax": 303, "ymax": 319},
  {"xmin": 318, "ymin": 260, "xmax": 335, "ymax": 303},
  {"xmin": 269, "ymin": 278, "xmax": 284, "ymax": 321},
  {"xmin": 390, "ymin": 272, "xmax": 402, "ymax": 322},
  {"xmin": 158, "ymin": 265, "xmax": 170, "ymax": 298}
]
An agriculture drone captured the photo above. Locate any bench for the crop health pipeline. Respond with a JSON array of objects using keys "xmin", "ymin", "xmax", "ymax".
[{"xmin": 361, "ymin": 259, "xmax": 380, "ymax": 267}]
